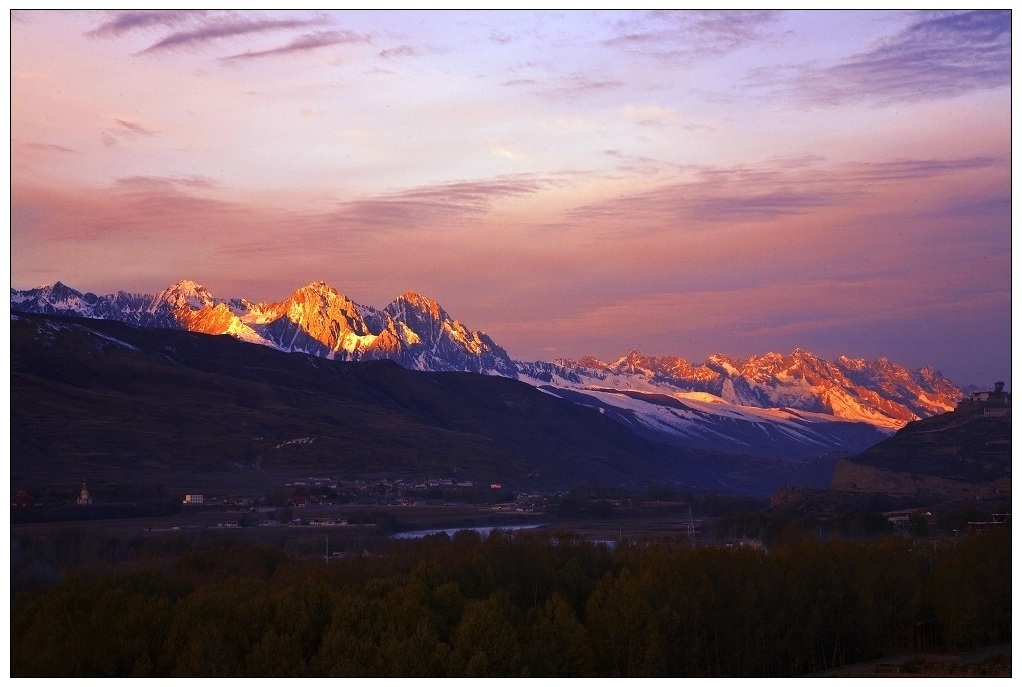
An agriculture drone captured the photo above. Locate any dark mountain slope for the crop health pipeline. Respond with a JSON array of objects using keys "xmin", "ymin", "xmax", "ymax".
[
  {"xmin": 830, "ymin": 402, "xmax": 1011, "ymax": 497},
  {"xmin": 13, "ymin": 313, "xmax": 775, "ymax": 495}
]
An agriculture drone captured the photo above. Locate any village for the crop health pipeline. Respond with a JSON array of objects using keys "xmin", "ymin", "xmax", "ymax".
[{"xmin": 166, "ymin": 475, "xmax": 548, "ymax": 531}]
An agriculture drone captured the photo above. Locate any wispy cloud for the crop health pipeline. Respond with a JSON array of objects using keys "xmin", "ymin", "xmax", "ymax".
[
  {"xmin": 393, "ymin": 177, "xmax": 544, "ymax": 208},
  {"xmin": 603, "ymin": 150, "xmax": 681, "ymax": 177},
  {"xmin": 25, "ymin": 141, "xmax": 76, "ymax": 154},
  {"xmin": 222, "ymin": 30, "xmax": 370, "ymax": 62},
  {"xmin": 605, "ymin": 10, "xmax": 781, "ymax": 63},
  {"xmin": 794, "ymin": 10, "xmax": 1010, "ymax": 105},
  {"xmin": 568, "ymin": 155, "xmax": 1005, "ymax": 229},
  {"xmin": 12, "ymin": 181, "xmax": 234, "ymax": 242},
  {"xmin": 85, "ymin": 10, "xmax": 208, "ymax": 38},
  {"xmin": 379, "ymin": 45, "xmax": 418, "ymax": 60},
  {"xmin": 568, "ymin": 160, "xmax": 847, "ymax": 228},
  {"xmin": 137, "ymin": 15, "xmax": 326, "ymax": 54},
  {"xmin": 99, "ymin": 118, "xmax": 159, "ymax": 149},
  {"xmin": 837, "ymin": 156, "xmax": 1006, "ymax": 182},
  {"xmin": 323, "ymin": 176, "xmax": 546, "ymax": 232},
  {"xmin": 501, "ymin": 78, "xmax": 538, "ymax": 87},
  {"xmin": 114, "ymin": 118, "xmax": 158, "ymax": 136},
  {"xmin": 20, "ymin": 173, "xmax": 546, "ymax": 242},
  {"xmin": 489, "ymin": 31, "xmax": 516, "ymax": 45},
  {"xmin": 540, "ymin": 73, "xmax": 624, "ymax": 100},
  {"xmin": 115, "ymin": 175, "xmax": 217, "ymax": 190}
]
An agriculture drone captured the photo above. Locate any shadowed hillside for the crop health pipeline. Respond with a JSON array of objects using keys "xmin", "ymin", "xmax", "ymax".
[
  {"xmin": 13, "ymin": 314, "xmax": 780, "ymax": 495},
  {"xmin": 830, "ymin": 399, "xmax": 1010, "ymax": 498}
]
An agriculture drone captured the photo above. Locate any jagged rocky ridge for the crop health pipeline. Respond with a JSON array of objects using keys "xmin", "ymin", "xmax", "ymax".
[
  {"xmin": 11, "ymin": 280, "xmax": 965, "ymax": 460},
  {"xmin": 518, "ymin": 350, "xmax": 961, "ymax": 429},
  {"xmin": 12, "ymin": 280, "xmax": 517, "ymax": 376}
]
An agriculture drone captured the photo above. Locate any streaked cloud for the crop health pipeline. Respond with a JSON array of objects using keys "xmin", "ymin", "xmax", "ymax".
[
  {"xmin": 794, "ymin": 10, "xmax": 1010, "ymax": 105},
  {"xmin": 25, "ymin": 141, "xmax": 76, "ymax": 154},
  {"xmin": 603, "ymin": 150, "xmax": 679, "ymax": 177},
  {"xmin": 114, "ymin": 118, "xmax": 158, "ymax": 136},
  {"xmin": 569, "ymin": 155, "xmax": 1006, "ymax": 229},
  {"xmin": 13, "ymin": 171, "xmax": 544, "ymax": 244},
  {"xmin": 115, "ymin": 175, "xmax": 217, "ymax": 190},
  {"xmin": 323, "ymin": 176, "xmax": 546, "ymax": 232},
  {"xmin": 541, "ymin": 73, "xmax": 624, "ymax": 100},
  {"xmin": 85, "ymin": 10, "xmax": 208, "ymax": 38},
  {"xmin": 837, "ymin": 156, "xmax": 1006, "ymax": 182},
  {"xmin": 379, "ymin": 45, "xmax": 418, "ymax": 60},
  {"xmin": 222, "ymin": 30, "xmax": 370, "ymax": 62},
  {"xmin": 98, "ymin": 117, "xmax": 159, "ymax": 149},
  {"xmin": 501, "ymin": 78, "xmax": 537, "ymax": 87},
  {"xmin": 605, "ymin": 10, "xmax": 782, "ymax": 63},
  {"xmin": 13, "ymin": 179, "xmax": 266, "ymax": 246},
  {"xmin": 137, "ymin": 15, "xmax": 326, "ymax": 54}
]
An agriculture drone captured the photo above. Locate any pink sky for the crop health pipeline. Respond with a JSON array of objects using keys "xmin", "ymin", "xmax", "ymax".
[{"xmin": 9, "ymin": 10, "xmax": 1012, "ymax": 387}]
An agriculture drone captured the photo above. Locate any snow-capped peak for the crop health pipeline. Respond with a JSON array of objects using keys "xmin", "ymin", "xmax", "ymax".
[
  {"xmin": 153, "ymin": 279, "xmax": 217, "ymax": 311},
  {"xmin": 390, "ymin": 291, "xmax": 446, "ymax": 320},
  {"xmin": 294, "ymin": 280, "xmax": 339, "ymax": 297}
]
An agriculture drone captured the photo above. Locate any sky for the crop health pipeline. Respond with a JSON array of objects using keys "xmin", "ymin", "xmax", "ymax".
[{"xmin": 8, "ymin": 10, "xmax": 1013, "ymax": 388}]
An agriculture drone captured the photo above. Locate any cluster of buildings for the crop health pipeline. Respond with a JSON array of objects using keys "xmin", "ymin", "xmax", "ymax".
[
  {"xmin": 174, "ymin": 475, "xmax": 506, "ymax": 511},
  {"xmin": 958, "ymin": 381, "xmax": 1011, "ymax": 417}
]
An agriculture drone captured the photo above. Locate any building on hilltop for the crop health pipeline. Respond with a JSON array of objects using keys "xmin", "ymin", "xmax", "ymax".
[{"xmin": 957, "ymin": 381, "xmax": 1011, "ymax": 417}]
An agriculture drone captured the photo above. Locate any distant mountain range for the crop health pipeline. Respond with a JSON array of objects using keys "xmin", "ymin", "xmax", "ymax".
[
  {"xmin": 11, "ymin": 279, "xmax": 966, "ymax": 461},
  {"xmin": 11, "ymin": 279, "xmax": 517, "ymax": 376}
]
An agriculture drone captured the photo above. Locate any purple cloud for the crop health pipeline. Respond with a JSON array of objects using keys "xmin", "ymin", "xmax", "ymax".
[
  {"xmin": 795, "ymin": 10, "xmax": 1010, "ymax": 105},
  {"xmin": 839, "ymin": 156, "xmax": 1006, "ymax": 183},
  {"xmin": 603, "ymin": 150, "xmax": 679, "ymax": 177},
  {"xmin": 568, "ymin": 155, "xmax": 1005, "ymax": 229},
  {"xmin": 536, "ymin": 73, "xmax": 623, "ymax": 100},
  {"xmin": 935, "ymin": 194, "xmax": 1010, "ymax": 220},
  {"xmin": 605, "ymin": 10, "xmax": 781, "ymax": 63},
  {"xmin": 137, "ymin": 16, "xmax": 326, "ymax": 54},
  {"xmin": 379, "ymin": 45, "xmax": 418, "ymax": 60},
  {"xmin": 222, "ymin": 30, "xmax": 370, "ymax": 61},
  {"xmin": 501, "ymin": 78, "xmax": 538, "ymax": 87},
  {"xmin": 85, "ymin": 10, "xmax": 207, "ymax": 38},
  {"xmin": 100, "ymin": 118, "xmax": 159, "ymax": 148},
  {"xmin": 115, "ymin": 175, "xmax": 217, "ymax": 190},
  {"xmin": 114, "ymin": 118, "xmax": 158, "ymax": 136},
  {"xmin": 26, "ymin": 142, "xmax": 76, "ymax": 154},
  {"xmin": 323, "ymin": 176, "xmax": 546, "ymax": 233}
]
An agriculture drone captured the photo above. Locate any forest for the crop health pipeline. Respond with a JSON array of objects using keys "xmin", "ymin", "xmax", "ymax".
[{"xmin": 10, "ymin": 523, "xmax": 1010, "ymax": 677}]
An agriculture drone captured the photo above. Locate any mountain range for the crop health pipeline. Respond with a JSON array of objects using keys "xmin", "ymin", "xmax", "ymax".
[
  {"xmin": 11, "ymin": 279, "xmax": 966, "ymax": 461},
  {"xmin": 11, "ymin": 280, "xmax": 517, "ymax": 376}
]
